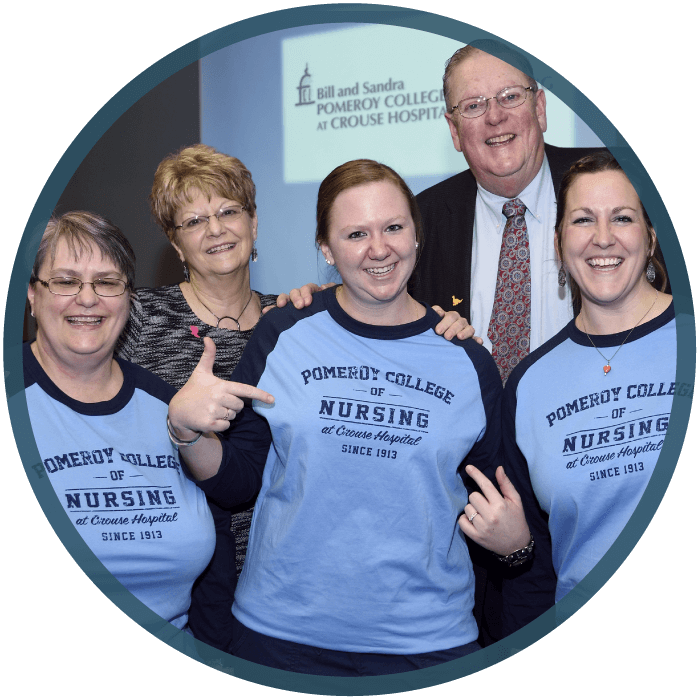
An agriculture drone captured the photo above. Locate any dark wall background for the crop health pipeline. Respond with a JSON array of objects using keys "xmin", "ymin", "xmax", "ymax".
[{"xmin": 54, "ymin": 62, "xmax": 201, "ymax": 289}]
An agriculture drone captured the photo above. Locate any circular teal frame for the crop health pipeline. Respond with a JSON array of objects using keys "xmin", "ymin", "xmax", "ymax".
[{"xmin": 5, "ymin": 3, "xmax": 695, "ymax": 696}]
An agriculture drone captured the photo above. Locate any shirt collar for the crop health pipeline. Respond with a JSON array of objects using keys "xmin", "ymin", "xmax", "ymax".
[{"xmin": 476, "ymin": 154, "xmax": 551, "ymax": 225}]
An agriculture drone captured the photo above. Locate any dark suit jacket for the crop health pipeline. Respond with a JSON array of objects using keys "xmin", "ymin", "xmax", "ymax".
[{"xmin": 411, "ymin": 144, "xmax": 601, "ymax": 321}]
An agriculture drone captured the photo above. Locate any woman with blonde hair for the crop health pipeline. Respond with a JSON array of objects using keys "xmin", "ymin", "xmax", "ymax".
[{"xmin": 116, "ymin": 144, "xmax": 278, "ymax": 650}]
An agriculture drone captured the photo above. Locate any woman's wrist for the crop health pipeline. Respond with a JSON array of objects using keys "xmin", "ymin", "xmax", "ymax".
[
  {"xmin": 166, "ymin": 415, "xmax": 203, "ymax": 447},
  {"xmin": 494, "ymin": 533, "xmax": 535, "ymax": 567}
]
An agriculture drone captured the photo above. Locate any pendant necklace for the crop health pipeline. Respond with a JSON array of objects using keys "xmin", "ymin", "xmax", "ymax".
[
  {"xmin": 191, "ymin": 285, "xmax": 254, "ymax": 331},
  {"xmin": 581, "ymin": 289, "xmax": 658, "ymax": 376}
]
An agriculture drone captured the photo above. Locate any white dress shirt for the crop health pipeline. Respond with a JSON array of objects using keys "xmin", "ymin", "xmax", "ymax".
[{"xmin": 470, "ymin": 156, "xmax": 572, "ymax": 354}]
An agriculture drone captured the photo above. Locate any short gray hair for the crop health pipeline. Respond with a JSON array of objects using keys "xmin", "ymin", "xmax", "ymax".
[{"xmin": 31, "ymin": 211, "xmax": 136, "ymax": 289}]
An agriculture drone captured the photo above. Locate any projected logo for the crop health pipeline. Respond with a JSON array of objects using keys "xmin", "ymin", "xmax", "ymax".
[
  {"xmin": 295, "ymin": 64, "xmax": 315, "ymax": 107},
  {"xmin": 282, "ymin": 28, "xmax": 480, "ymax": 181},
  {"xmin": 292, "ymin": 66, "xmax": 442, "ymax": 133}
]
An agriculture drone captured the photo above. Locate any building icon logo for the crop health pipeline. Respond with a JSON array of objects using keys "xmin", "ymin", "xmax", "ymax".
[{"xmin": 295, "ymin": 64, "xmax": 315, "ymax": 106}]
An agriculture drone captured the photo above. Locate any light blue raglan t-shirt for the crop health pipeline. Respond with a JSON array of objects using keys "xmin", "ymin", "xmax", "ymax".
[
  {"xmin": 501, "ymin": 303, "xmax": 689, "ymax": 634},
  {"xmin": 200, "ymin": 288, "xmax": 502, "ymax": 654},
  {"xmin": 23, "ymin": 343, "xmax": 216, "ymax": 630}
]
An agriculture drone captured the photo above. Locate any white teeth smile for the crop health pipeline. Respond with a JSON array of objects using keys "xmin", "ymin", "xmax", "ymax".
[
  {"xmin": 486, "ymin": 134, "xmax": 515, "ymax": 145},
  {"xmin": 207, "ymin": 243, "xmax": 236, "ymax": 254},
  {"xmin": 587, "ymin": 257, "xmax": 622, "ymax": 269},
  {"xmin": 66, "ymin": 316, "xmax": 103, "ymax": 325},
  {"xmin": 365, "ymin": 263, "xmax": 395, "ymax": 276}
]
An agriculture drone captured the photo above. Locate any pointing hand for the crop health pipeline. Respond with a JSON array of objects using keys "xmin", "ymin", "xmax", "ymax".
[{"xmin": 168, "ymin": 337, "xmax": 274, "ymax": 439}]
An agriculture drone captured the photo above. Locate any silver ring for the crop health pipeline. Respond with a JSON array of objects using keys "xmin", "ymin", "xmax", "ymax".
[
  {"xmin": 225, "ymin": 409, "xmax": 233, "ymax": 421},
  {"xmin": 468, "ymin": 511, "xmax": 478, "ymax": 523}
]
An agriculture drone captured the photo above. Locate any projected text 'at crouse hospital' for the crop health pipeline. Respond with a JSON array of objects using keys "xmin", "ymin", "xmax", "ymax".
[{"xmin": 313, "ymin": 79, "xmax": 445, "ymax": 130}]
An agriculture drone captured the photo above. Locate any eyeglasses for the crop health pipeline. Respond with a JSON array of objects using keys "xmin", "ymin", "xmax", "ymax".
[
  {"xmin": 33, "ymin": 277, "xmax": 129, "ymax": 297},
  {"xmin": 175, "ymin": 205, "xmax": 248, "ymax": 234},
  {"xmin": 450, "ymin": 85, "xmax": 535, "ymax": 119}
]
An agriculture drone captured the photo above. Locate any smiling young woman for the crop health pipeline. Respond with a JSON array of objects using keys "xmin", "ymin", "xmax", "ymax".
[
  {"xmin": 113, "ymin": 145, "xmax": 473, "ymax": 654},
  {"xmin": 556, "ymin": 163, "xmax": 669, "ymax": 334},
  {"xmin": 319, "ymin": 179, "xmax": 424, "ymax": 326},
  {"xmin": 500, "ymin": 152, "xmax": 676, "ymax": 636},
  {"xmin": 167, "ymin": 159, "xmax": 532, "ymax": 676}
]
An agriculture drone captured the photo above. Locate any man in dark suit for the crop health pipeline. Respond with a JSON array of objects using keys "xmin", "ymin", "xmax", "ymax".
[
  {"xmin": 411, "ymin": 42, "xmax": 600, "ymax": 360},
  {"xmin": 410, "ymin": 40, "xmax": 605, "ymax": 646}
]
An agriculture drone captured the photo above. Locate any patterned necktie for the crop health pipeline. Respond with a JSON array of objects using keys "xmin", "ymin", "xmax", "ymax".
[{"xmin": 488, "ymin": 198, "xmax": 530, "ymax": 384}]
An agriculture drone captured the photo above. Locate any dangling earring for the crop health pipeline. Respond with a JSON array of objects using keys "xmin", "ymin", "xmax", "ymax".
[
  {"xmin": 415, "ymin": 241, "xmax": 419, "ymax": 249},
  {"xmin": 30, "ymin": 308, "xmax": 35, "ymax": 318},
  {"xmin": 183, "ymin": 262, "xmax": 190, "ymax": 283},
  {"xmin": 251, "ymin": 246, "xmax": 258, "ymax": 263},
  {"xmin": 646, "ymin": 259, "xmax": 656, "ymax": 283},
  {"xmin": 558, "ymin": 262, "xmax": 566, "ymax": 287}
]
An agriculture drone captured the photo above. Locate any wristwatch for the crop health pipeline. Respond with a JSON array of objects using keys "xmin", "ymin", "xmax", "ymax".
[{"xmin": 496, "ymin": 533, "xmax": 535, "ymax": 567}]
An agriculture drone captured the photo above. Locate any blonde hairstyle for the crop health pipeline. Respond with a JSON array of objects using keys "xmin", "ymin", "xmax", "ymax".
[
  {"xmin": 555, "ymin": 151, "xmax": 667, "ymax": 307},
  {"xmin": 150, "ymin": 144, "xmax": 256, "ymax": 242},
  {"xmin": 30, "ymin": 211, "xmax": 135, "ymax": 289},
  {"xmin": 315, "ymin": 159, "xmax": 423, "ymax": 256}
]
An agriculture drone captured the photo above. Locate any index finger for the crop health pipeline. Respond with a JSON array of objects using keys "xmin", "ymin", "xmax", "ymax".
[
  {"xmin": 464, "ymin": 464, "xmax": 502, "ymax": 502},
  {"xmin": 223, "ymin": 380, "xmax": 275, "ymax": 405}
]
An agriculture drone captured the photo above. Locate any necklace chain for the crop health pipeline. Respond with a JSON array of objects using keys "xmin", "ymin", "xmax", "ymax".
[
  {"xmin": 581, "ymin": 289, "xmax": 659, "ymax": 375},
  {"xmin": 190, "ymin": 285, "xmax": 254, "ymax": 331}
]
